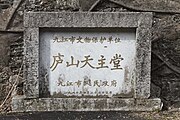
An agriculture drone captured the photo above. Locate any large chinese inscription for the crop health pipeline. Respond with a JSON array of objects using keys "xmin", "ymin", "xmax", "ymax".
[{"xmin": 40, "ymin": 29, "xmax": 136, "ymax": 97}]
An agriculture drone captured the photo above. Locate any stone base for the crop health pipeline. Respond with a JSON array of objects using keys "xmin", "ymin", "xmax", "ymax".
[{"xmin": 11, "ymin": 97, "xmax": 162, "ymax": 112}]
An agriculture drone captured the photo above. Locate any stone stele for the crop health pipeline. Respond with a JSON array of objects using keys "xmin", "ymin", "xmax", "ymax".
[{"xmin": 11, "ymin": 12, "xmax": 162, "ymax": 112}]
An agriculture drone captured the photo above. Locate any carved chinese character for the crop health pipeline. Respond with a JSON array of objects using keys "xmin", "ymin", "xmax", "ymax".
[
  {"xmin": 67, "ymin": 81, "xmax": 74, "ymax": 86},
  {"xmin": 83, "ymin": 76, "xmax": 92, "ymax": 86},
  {"xmin": 53, "ymin": 36, "xmax": 59, "ymax": 43},
  {"xmin": 69, "ymin": 36, "xmax": 76, "ymax": 44},
  {"xmin": 111, "ymin": 80, "xmax": 117, "ymax": 87},
  {"xmin": 81, "ymin": 55, "xmax": 95, "ymax": 68},
  {"xmin": 96, "ymin": 55, "xmax": 108, "ymax": 69},
  {"xmin": 92, "ymin": 37, "xmax": 98, "ymax": 43},
  {"xmin": 84, "ymin": 37, "xmax": 91, "ymax": 43},
  {"xmin": 102, "ymin": 81, "xmax": 109, "ymax": 86},
  {"xmin": 57, "ymin": 79, "xmax": 66, "ymax": 86},
  {"xmin": 53, "ymin": 36, "xmax": 68, "ymax": 43},
  {"xmin": 75, "ymin": 80, "xmax": 82, "ymax": 87},
  {"xmin": 110, "ymin": 54, "xmax": 124, "ymax": 70},
  {"xmin": 115, "ymin": 37, "xmax": 121, "ymax": 43},
  {"xmin": 50, "ymin": 53, "xmax": 64, "ymax": 71},
  {"xmin": 94, "ymin": 80, "xmax": 100, "ymax": 87},
  {"xmin": 63, "ymin": 36, "xmax": 69, "ymax": 42},
  {"xmin": 108, "ymin": 36, "xmax": 113, "ymax": 43},
  {"xmin": 76, "ymin": 36, "xmax": 84, "ymax": 43},
  {"xmin": 57, "ymin": 74, "xmax": 65, "ymax": 86},
  {"xmin": 66, "ymin": 56, "xmax": 80, "ymax": 67},
  {"xmin": 99, "ymin": 36, "xmax": 106, "ymax": 43}
]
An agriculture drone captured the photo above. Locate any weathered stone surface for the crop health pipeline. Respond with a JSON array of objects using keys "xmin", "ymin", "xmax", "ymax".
[
  {"xmin": 0, "ymin": 84, "xmax": 7, "ymax": 99},
  {"xmin": 79, "ymin": 0, "xmax": 98, "ymax": 11},
  {"xmin": 161, "ymin": 80, "xmax": 180, "ymax": 102},
  {"xmin": 93, "ymin": 0, "xmax": 129, "ymax": 12},
  {"xmin": 9, "ymin": 75, "xmax": 24, "ymax": 96},
  {"xmin": 110, "ymin": 0, "xmax": 180, "ymax": 13},
  {"xmin": 169, "ymin": 101, "xmax": 180, "ymax": 111},
  {"xmin": 135, "ymin": 27, "xmax": 151, "ymax": 98},
  {"xmin": 11, "ymin": 97, "xmax": 162, "ymax": 112},
  {"xmin": 25, "ymin": 0, "xmax": 80, "ymax": 12},
  {"xmin": 0, "ymin": 0, "xmax": 179, "ymax": 111},
  {"xmin": 9, "ymin": 34, "xmax": 23, "ymax": 75},
  {"xmin": 24, "ymin": 12, "xmax": 152, "ymax": 100},
  {"xmin": 0, "ymin": 33, "xmax": 11, "ymax": 66},
  {"xmin": 0, "ymin": 67, "xmax": 11, "ymax": 84},
  {"xmin": 0, "ymin": 0, "xmax": 22, "ymax": 30},
  {"xmin": 24, "ymin": 0, "xmax": 180, "ymax": 13},
  {"xmin": 0, "ymin": 0, "xmax": 13, "ymax": 9},
  {"xmin": 24, "ymin": 28, "xmax": 39, "ymax": 98},
  {"xmin": 24, "ymin": 12, "xmax": 141, "ymax": 28},
  {"xmin": 0, "ymin": 33, "xmax": 23, "ymax": 75},
  {"xmin": 0, "ymin": 5, "xmax": 11, "ymax": 30},
  {"xmin": 7, "ymin": 1, "xmax": 24, "ymax": 31},
  {"xmin": 150, "ymin": 83, "xmax": 161, "ymax": 98},
  {"xmin": 10, "ymin": 12, "xmax": 158, "ymax": 112},
  {"xmin": 151, "ymin": 14, "xmax": 180, "ymax": 109},
  {"xmin": 0, "ymin": 67, "xmax": 12, "ymax": 101},
  {"xmin": 152, "ymin": 14, "xmax": 180, "ymax": 68}
]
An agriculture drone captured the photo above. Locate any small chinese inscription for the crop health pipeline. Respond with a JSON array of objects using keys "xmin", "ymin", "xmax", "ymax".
[
  {"xmin": 53, "ymin": 36, "xmax": 121, "ymax": 44},
  {"xmin": 57, "ymin": 78, "xmax": 117, "ymax": 88}
]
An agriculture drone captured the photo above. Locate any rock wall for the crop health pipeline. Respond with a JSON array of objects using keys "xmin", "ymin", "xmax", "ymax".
[{"xmin": 0, "ymin": 0, "xmax": 180, "ymax": 111}]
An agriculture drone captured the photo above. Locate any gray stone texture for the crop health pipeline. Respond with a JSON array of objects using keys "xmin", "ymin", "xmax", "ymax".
[
  {"xmin": 12, "ymin": 97, "xmax": 162, "ymax": 112},
  {"xmin": 109, "ymin": 0, "xmax": 180, "ymax": 13},
  {"xmin": 24, "ymin": 12, "xmax": 152, "ymax": 101},
  {"xmin": 24, "ymin": 28, "xmax": 39, "ymax": 98},
  {"xmin": 0, "ymin": 32, "xmax": 23, "ymax": 103},
  {"xmin": 0, "ymin": 0, "xmax": 179, "ymax": 111}
]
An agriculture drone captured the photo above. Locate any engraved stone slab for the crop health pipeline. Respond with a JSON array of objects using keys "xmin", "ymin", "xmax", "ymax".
[
  {"xmin": 23, "ymin": 12, "xmax": 153, "ymax": 99},
  {"xmin": 40, "ymin": 28, "xmax": 136, "ymax": 97},
  {"xmin": 12, "ymin": 12, "xmax": 162, "ymax": 112}
]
